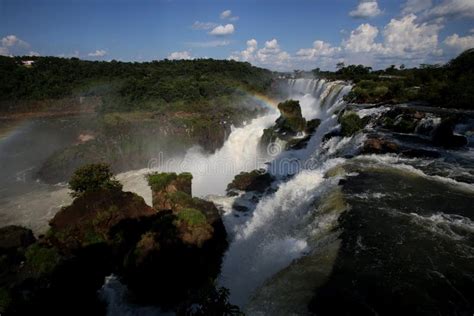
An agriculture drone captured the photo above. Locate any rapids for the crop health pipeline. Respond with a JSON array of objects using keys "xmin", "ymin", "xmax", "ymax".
[{"xmin": 1, "ymin": 78, "xmax": 473, "ymax": 314}]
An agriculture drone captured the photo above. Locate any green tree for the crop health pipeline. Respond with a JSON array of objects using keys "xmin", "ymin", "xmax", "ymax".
[{"xmin": 68, "ymin": 163, "xmax": 122, "ymax": 197}]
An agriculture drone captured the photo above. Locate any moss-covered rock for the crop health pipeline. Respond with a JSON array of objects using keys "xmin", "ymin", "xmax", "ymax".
[
  {"xmin": 339, "ymin": 111, "xmax": 367, "ymax": 137},
  {"xmin": 260, "ymin": 99, "xmax": 309, "ymax": 151},
  {"xmin": 48, "ymin": 188, "xmax": 155, "ymax": 250},
  {"xmin": 148, "ymin": 172, "xmax": 193, "ymax": 210}
]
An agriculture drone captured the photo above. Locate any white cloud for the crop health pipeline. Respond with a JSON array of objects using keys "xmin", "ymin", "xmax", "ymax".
[
  {"xmin": 186, "ymin": 40, "xmax": 231, "ymax": 48},
  {"xmin": 349, "ymin": 1, "xmax": 382, "ymax": 18},
  {"xmin": 209, "ymin": 24, "xmax": 235, "ymax": 36},
  {"xmin": 343, "ymin": 23, "xmax": 383, "ymax": 53},
  {"xmin": 229, "ymin": 38, "xmax": 291, "ymax": 70},
  {"xmin": 220, "ymin": 9, "xmax": 239, "ymax": 21},
  {"xmin": 0, "ymin": 35, "xmax": 30, "ymax": 56},
  {"xmin": 88, "ymin": 49, "xmax": 107, "ymax": 57},
  {"xmin": 28, "ymin": 51, "xmax": 40, "ymax": 57},
  {"xmin": 296, "ymin": 40, "xmax": 341, "ymax": 60},
  {"xmin": 1, "ymin": 35, "xmax": 28, "ymax": 47},
  {"xmin": 402, "ymin": 0, "xmax": 432, "ymax": 14},
  {"xmin": 167, "ymin": 51, "xmax": 192, "ymax": 60},
  {"xmin": 444, "ymin": 33, "xmax": 474, "ymax": 52},
  {"xmin": 428, "ymin": 0, "xmax": 474, "ymax": 19},
  {"xmin": 382, "ymin": 14, "xmax": 442, "ymax": 57},
  {"xmin": 191, "ymin": 21, "xmax": 217, "ymax": 30},
  {"xmin": 229, "ymin": 38, "xmax": 258, "ymax": 61},
  {"xmin": 220, "ymin": 10, "xmax": 231, "ymax": 19}
]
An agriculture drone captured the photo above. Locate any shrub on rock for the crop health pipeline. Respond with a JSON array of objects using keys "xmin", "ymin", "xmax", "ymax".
[
  {"xmin": 68, "ymin": 163, "xmax": 122, "ymax": 197},
  {"xmin": 339, "ymin": 111, "xmax": 370, "ymax": 137}
]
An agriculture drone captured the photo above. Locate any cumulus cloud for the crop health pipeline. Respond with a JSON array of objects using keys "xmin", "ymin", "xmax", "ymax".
[
  {"xmin": 167, "ymin": 51, "xmax": 192, "ymax": 60},
  {"xmin": 349, "ymin": 1, "xmax": 382, "ymax": 18},
  {"xmin": 444, "ymin": 33, "xmax": 474, "ymax": 52},
  {"xmin": 229, "ymin": 39, "xmax": 258, "ymax": 61},
  {"xmin": 28, "ymin": 51, "xmax": 40, "ymax": 57},
  {"xmin": 2, "ymin": 35, "xmax": 28, "ymax": 47},
  {"xmin": 191, "ymin": 21, "xmax": 217, "ymax": 30},
  {"xmin": 343, "ymin": 23, "xmax": 383, "ymax": 53},
  {"xmin": 220, "ymin": 9, "xmax": 239, "ymax": 21},
  {"xmin": 229, "ymin": 38, "xmax": 291, "ymax": 70},
  {"xmin": 88, "ymin": 49, "xmax": 107, "ymax": 57},
  {"xmin": 383, "ymin": 14, "xmax": 442, "ymax": 57},
  {"xmin": 296, "ymin": 40, "xmax": 341, "ymax": 60},
  {"xmin": 209, "ymin": 24, "xmax": 235, "ymax": 36},
  {"xmin": 0, "ymin": 34, "xmax": 30, "ymax": 56}
]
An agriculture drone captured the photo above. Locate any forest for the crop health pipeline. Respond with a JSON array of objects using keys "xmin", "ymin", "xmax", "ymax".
[
  {"xmin": 0, "ymin": 56, "xmax": 274, "ymax": 112},
  {"xmin": 313, "ymin": 49, "xmax": 474, "ymax": 109}
]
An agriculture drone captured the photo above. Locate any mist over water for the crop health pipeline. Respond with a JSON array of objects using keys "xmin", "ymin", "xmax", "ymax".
[{"xmin": 2, "ymin": 78, "xmax": 473, "ymax": 314}]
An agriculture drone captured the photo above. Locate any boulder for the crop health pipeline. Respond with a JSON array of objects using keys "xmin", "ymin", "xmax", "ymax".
[
  {"xmin": 431, "ymin": 118, "xmax": 468, "ymax": 148},
  {"xmin": 48, "ymin": 188, "xmax": 155, "ymax": 250},
  {"xmin": 226, "ymin": 169, "xmax": 274, "ymax": 194},
  {"xmin": 260, "ymin": 100, "xmax": 307, "ymax": 148},
  {"xmin": 339, "ymin": 111, "xmax": 368, "ymax": 137}
]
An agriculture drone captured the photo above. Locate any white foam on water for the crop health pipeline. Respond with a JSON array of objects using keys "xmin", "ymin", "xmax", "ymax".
[{"xmin": 218, "ymin": 158, "xmax": 346, "ymax": 307}]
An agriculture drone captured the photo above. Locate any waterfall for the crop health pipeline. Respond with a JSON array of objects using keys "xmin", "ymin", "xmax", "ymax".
[{"xmin": 215, "ymin": 78, "xmax": 352, "ymax": 307}]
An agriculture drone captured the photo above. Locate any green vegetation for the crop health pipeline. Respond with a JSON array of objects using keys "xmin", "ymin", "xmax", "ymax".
[
  {"xmin": 146, "ymin": 172, "xmax": 192, "ymax": 191},
  {"xmin": 68, "ymin": 163, "xmax": 122, "ymax": 197},
  {"xmin": 339, "ymin": 112, "xmax": 367, "ymax": 137},
  {"xmin": 0, "ymin": 56, "xmax": 273, "ymax": 113},
  {"xmin": 176, "ymin": 208, "xmax": 207, "ymax": 226},
  {"xmin": 314, "ymin": 49, "xmax": 474, "ymax": 109},
  {"xmin": 24, "ymin": 244, "xmax": 61, "ymax": 275}
]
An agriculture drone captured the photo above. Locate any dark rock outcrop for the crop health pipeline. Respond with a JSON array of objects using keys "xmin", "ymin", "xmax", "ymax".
[
  {"xmin": 431, "ymin": 118, "xmax": 468, "ymax": 148},
  {"xmin": 48, "ymin": 188, "xmax": 155, "ymax": 251},
  {"xmin": 226, "ymin": 169, "xmax": 274, "ymax": 194},
  {"xmin": 1, "ymin": 171, "xmax": 229, "ymax": 314},
  {"xmin": 0, "ymin": 226, "xmax": 36, "ymax": 252},
  {"xmin": 261, "ymin": 100, "xmax": 307, "ymax": 147}
]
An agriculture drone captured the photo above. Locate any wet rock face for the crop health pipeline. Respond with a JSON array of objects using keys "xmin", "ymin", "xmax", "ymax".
[
  {"xmin": 432, "ymin": 118, "xmax": 468, "ymax": 148},
  {"xmin": 261, "ymin": 100, "xmax": 322, "ymax": 152},
  {"xmin": 227, "ymin": 169, "xmax": 274, "ymax": 194},
  {"xmin": 261, "ymin": 100, "xmax": 307, "ymax": 146}
]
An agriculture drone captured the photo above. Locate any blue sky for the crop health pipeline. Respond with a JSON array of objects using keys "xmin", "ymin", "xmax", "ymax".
[{"xmin": 1, "ymin": 0, "xmax": 473, "ymax": 70}]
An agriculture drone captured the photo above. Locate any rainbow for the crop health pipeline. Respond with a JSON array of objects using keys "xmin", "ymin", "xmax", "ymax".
[{"xmin": 233, "ymin": 87, "xmax": 279, "ymax": 110}]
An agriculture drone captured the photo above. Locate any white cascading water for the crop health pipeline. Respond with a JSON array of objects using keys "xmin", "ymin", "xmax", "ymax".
[
  {"xmin": 100, "ymin": 78, "xmax": 353, "ymax": 313},
  {"xmin": 215, "ymin": 78, "xmax": 353, "ymax": 307}
]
